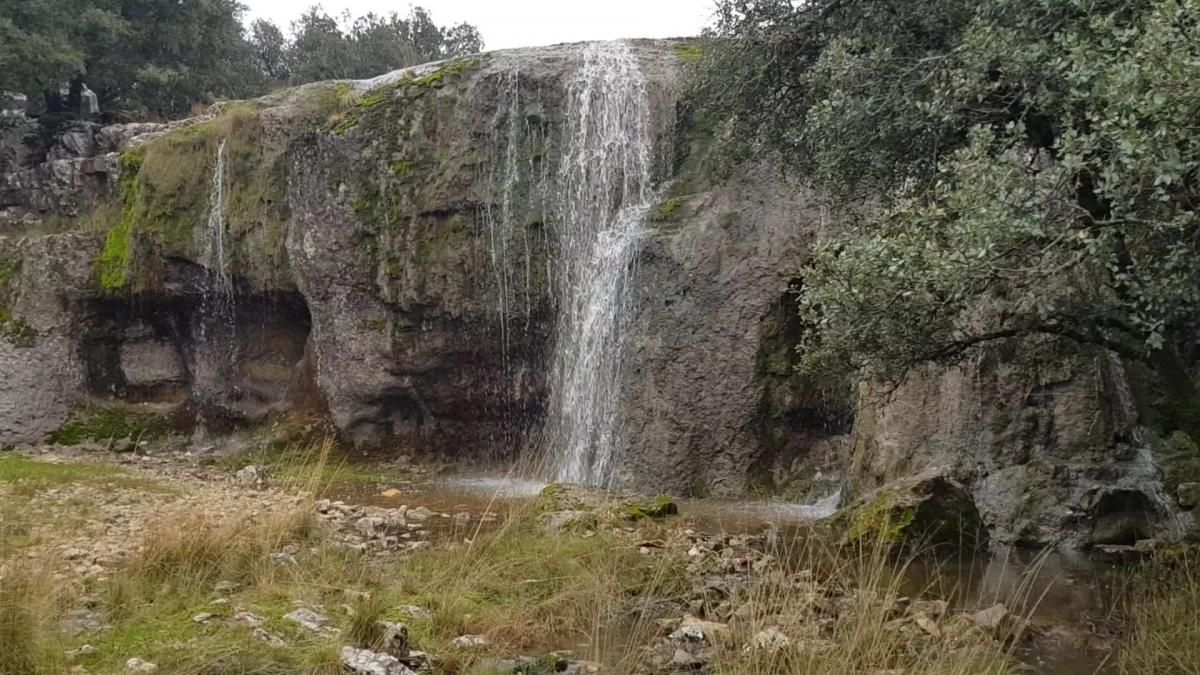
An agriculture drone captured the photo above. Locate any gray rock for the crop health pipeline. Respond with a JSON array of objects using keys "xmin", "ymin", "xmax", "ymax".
[
  {"xmin": 340, "ymin": 646, "xmax": 415, "ymax": 675},
  {"xmin": 235, "ymin": 465, "xmax": 269, "ymax": 489},
  {"xmin": 750, "ymin": 627, "xmax": 791, "ymax": 651},
  {"xmin": 1178, "ymin": 482, "xmax": 1200, "ymax": 510},
  {"xmin": 253, "ymin": 627, "xmax": 286, "ymax": 647},
  {"xmin": 284, "ymin": 608, "xmax": 333, "ymax": 632},
  {"xmin": 449, "ymin": 634, "xmax": 490, "ymax": 649},
  {"xmin": 234, "ymin": 611, "xmax": 264, "ymax": 627}
]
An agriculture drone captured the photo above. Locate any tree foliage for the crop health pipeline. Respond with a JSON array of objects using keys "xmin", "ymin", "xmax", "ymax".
[
  {"xmin": 698, "ymin": 0, "xmax": 1200, "ymax": 380},
  {"xmin": 0, "ymin": 1, "xmax": 483, "ymax": 119},
  {"xmin": 286, "ymin": 6, "xmax": 483, "ymax": 83}
]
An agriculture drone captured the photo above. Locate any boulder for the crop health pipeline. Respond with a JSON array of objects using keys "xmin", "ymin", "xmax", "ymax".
[
  {"xmin": 340, "ymin": 646, "xmax": 415, "ymax": 675},
  {"xmin": 839, "ymin": 468, "xmax": 986, "ymax": 551}
]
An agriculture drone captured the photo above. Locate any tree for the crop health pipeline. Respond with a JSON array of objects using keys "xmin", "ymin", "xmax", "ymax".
[
  {"xmin": 249, "ymin": 18, "xmax": 289, "ymax": 83},
  {"xmin": 288, "ymin": 5, "xmax": 485, "ymax": 84},
  {"xmin": 697, "ymin": 0, "xmax": 1200, "ymax": 381}
]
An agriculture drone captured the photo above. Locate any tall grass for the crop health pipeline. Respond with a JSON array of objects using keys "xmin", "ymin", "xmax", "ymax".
[{"xmin": 1115, "ymin": 554, "xmax": 1200, "ymax": 674}]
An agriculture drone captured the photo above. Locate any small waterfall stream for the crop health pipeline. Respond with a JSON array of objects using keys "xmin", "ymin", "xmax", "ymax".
[
  {"xmin": 192, "ymin": 139, "xmax": 238, "ymax": 425},
  {"xmin": 542, "ymin": 42, "xmax": 657, "ymax": 486}
]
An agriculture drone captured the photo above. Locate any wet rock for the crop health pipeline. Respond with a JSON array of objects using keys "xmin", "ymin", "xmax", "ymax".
[
  {"xmin": 450, "ymin": 634, "xmax": 491, "ymax": 649},
  {"xmin": 839, "ymin": 468, "xmax": 987, "ymax": 552},
  {"xmin": 407, "ymin": 506, "xmax": 434, "ymax": 521},
  {"xmin": 284, "ymin": 608, "xmax": 333, "ymax": 632},
  {"xmin": 1178, "ymin": 483, "xmax": 1200, "ymax": 510},
  {"xmin": 340, "ymin": 646, "xmax": 415, "ymax": 675},
  {"xmin": 969, "ymin": 603, "xmax": 1011, "ymax": 638},
  {"xmin": 124, "ymin": 658, "xmax": 159, "ymax": 673}
]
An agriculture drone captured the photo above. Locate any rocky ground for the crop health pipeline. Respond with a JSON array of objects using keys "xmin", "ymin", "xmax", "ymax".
[{"xmin": 0, "ymin": 445, "xmax": 1118, "ymax": 675}]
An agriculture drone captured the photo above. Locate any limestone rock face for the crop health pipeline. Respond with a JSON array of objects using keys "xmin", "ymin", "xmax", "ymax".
[
  {"xmin": 850, "ymin": 353, "xmax": 1193, "ymax": 547},
  {"xmin": 618, "ymin": 167, "xmax": 846, "ymax": 496},
  {"xmin": 0, "ymin": 40, "xmax": 1191, "ymax": 549}
]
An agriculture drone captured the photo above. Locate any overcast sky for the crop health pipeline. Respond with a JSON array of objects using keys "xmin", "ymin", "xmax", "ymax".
[{"xmin": 242, "ymin": 0, "xmax": 715, "ymax": 51}]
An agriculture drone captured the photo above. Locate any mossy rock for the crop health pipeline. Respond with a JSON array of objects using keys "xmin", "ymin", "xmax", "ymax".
[
  {"xmin": 616, "ymin": 495, "xmax": 679, "ymax": 521},
  {"xmin": 49, "ymin": 406, "xmax": 174, "ymax": 447},
  {"xmin": 839, "ymin": 471, "xmax": 987, "ymax": 552}
]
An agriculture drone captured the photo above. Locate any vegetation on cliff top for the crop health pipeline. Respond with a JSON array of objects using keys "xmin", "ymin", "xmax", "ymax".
[
  {"xmin": 0, "ymin": 0, "xmax": 483, "ymax": 119},
  {"xmin": 696, "ymin": 0, "xmax": 1200, "ymax": 385}
]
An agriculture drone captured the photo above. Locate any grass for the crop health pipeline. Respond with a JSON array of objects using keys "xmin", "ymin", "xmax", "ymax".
[
  {"xmin": 1114, "ymin": 554, "xmax": 1200, "ymax": 673},
  {"xmin": 0, "ymin": 454, "xmax": 163, "ymax": 495},
  {"xmin": 7, "ymin": 440, "xmax": 1191, "ymax": 675}
]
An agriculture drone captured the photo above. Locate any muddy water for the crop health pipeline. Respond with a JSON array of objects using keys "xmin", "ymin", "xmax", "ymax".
[{"xmin": 329, "ymin": 473, "xmax": 1118, "ymax": 675}]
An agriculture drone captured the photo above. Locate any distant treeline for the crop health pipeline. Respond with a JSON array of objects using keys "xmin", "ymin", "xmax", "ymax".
[{"xmin": 0, "ymin": 0, "xmax": 484, "ymax": 120}]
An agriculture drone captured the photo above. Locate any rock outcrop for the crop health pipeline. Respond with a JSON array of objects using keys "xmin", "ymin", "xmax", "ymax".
[{"xmin": 0, "ymin": 39, "xmax": 1194, "ymax": 549}]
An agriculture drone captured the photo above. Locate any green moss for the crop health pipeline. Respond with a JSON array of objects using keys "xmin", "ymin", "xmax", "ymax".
[
  {"xmin": 650, "ymin": 196, "xmax": 687, "ymax": 223},
  {"xmin": 618, "ymin": 495, "xmax": 679, "ymax": 521},
  {"xmin": 49, "ymin": 406, "xmax": 172, "ymax": 446},
  {"xmin": 0, "ymin": 311, "xmax": 37, "ymax": 347},
  {"xmin": 674, "ymin": 41, "xmax": 706, "ymax": 64},
  {"xmin": 410, "ymin": 57, "xmax": 478, "ymax": 88},
  {"xmin": 391, "ymin": 160, "xmax": 413, "ymax": 180},
  {"xmin": 846, "ymin": 492, "xmax": 918, "ymax": 544}
]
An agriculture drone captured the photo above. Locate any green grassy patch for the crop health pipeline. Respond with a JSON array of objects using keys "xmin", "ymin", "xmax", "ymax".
[{"xmin": 0, "ymin": 455, "xmax": 161, "ymax": 494}]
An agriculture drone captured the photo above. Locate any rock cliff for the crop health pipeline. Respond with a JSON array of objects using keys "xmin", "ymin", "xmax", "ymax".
[{"xmin": 0, "ymin": 39, "xmax": 1194, "ymax": 549}]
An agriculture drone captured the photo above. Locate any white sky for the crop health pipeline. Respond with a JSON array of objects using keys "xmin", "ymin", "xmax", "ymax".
[{"xmin": 242, "ymin": 0, "xmax": 716, "ymax": 51}]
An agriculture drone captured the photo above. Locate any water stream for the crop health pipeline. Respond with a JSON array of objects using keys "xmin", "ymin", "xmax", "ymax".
[
  {"xmin": 191, "ymin": 139, "xmax": 238, "ymax": 428},
  {"xmin": 541, "ymin": 41, "xmax": 656, "ymax": 486}
]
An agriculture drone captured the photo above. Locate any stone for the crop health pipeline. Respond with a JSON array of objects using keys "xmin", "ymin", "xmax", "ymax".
[
  {"xmin": 235, "ymin": 465, "xmax": 268, "ymax": 489},
  {"xmin": 969, "ymin": 604, "xmax": 1009, "ymax": 633},
  {"xmin": 253, "ymin": 627, "xmax": 286, "ymax": 647},
  {"xmin": 124, "ymin": 658, "xmax": 159, "ymax": 673},
  {"xmin": 407, "ymin": 507, "xmax": 434, "ymax": 521},
  {"xmin": 214, "ymin": 580, "xmax": 239, "ymax": 592},
  {"xmin": 284, "ymin": 608, "xmax": 333, "ymax": 632},
  {"xmin": 396, "ymin": 605, "xmax": 431, "ymax": 619},
  {"xmin": 1178, "ymin": 482, "xmax": 1200, "ymax": 510},
  {"xmin": 234, "ymin": 611, "xmax": 265, "ymax": 627},
  {"xmin": 340, "ymin": 646, "xmax": 415, "ymax": 675},
  {"xmin": 914, "ymin": 614, "xmax": 941, "ymax": 637},
  {"xmin": 65, "ymin": 644, "xmax": 96, "ymax": 660},
  {"xmin": 669, "ymin": 616, "xmax": 729, "ymax": 644},
  {"xmin": 191, "ymin": 612, "xmax": 216, "ymax": 623},
  {"xmin": 750, "ymin": 627, "xmax": 791, "ymax": 651},
  {"xmin": 381, "ymin": 488, "xmax": 403, "ymax": 498},
  {"xmin": 379, "ymin": 621, "xmax": 409, "ymax": 657},
  {"xmin": 449, "ymin": 634, "xmax": 490, "ymax": 649},
  {"xmin": 670, "ymin": 648, "xmax": 707, "ymax": 669}
]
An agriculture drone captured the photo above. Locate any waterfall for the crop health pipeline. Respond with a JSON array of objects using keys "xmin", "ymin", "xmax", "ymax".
[
  {"xmin": 542, "ymin": 41, "xmax": 656, "ymax": 486},
  {"xmin": 192, "ymin": 139, "xmax": 237, "ymax": 421}
]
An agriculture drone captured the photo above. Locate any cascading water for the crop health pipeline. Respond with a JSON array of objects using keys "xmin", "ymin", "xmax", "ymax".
[
  {"xmin": 192, "ymin": 139, "xmax": 238, "ymax": 423},
  {"xmin": 541, "ymin": 41, "xmax": 657, "ymax": 486}
]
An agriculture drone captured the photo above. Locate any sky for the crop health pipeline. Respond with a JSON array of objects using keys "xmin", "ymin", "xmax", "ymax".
[{"xmin": 242, "ymin": 0, "xmax": 716, "ymax": 51}]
